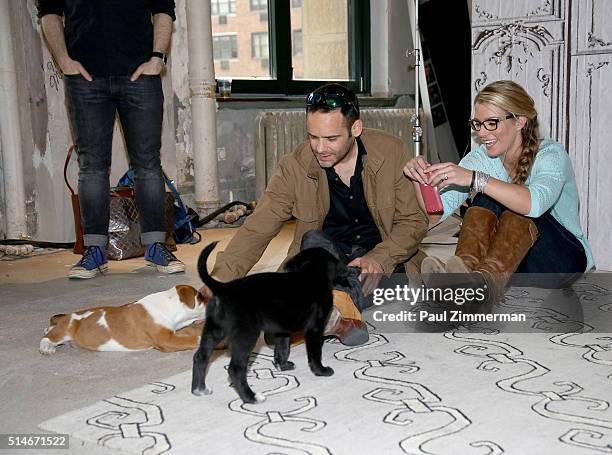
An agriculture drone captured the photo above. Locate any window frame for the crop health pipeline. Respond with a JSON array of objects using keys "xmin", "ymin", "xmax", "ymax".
[
  {"xmin": 292, "ymin": 29, "xmax": 302, "ymax": 57},
  {"xmin": 251, "ymin": 32, "xmax": 270, "ymax": 59},
  {"xmin": 212, "ymin": 34, "xmax": 239, "ymax": 61},
  {"xmin": 229, "ymin": 0, "xmax": 370, "ymax": 95},
  {"xmin": 250, "ymin": 0, "xmax": 268, "ymax": 12},
  {"xmin": 211, "ymin": 0, "xmax": 236, "ymax": 16}
]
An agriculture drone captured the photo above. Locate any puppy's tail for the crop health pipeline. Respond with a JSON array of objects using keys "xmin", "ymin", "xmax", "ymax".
[{"xmin": 197, "ymin": 241, "xmax": 227, "ymax": 296}]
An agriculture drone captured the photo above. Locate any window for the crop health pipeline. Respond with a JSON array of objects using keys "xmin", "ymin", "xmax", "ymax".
[
  {"xmin": 251, "ymin": 32, "xmax": 269, "ymax": 59},
  {"xmin": 250, "ymin": 0, "xmax": 267, "ymax": 12},
  {"xmin": 211, "ymin": 0, "xmax": 235, "ymax": 16},
  {"xmin": 213, "ymin": 35, "xmax": 238, "ymax": 60},
  {"xmin": 213, "ymin": 0, "xmax": 370, "ymax": 94},
  {"xmin": 292, "ymin": 29, "xmax": 302, "ymax": 57}
]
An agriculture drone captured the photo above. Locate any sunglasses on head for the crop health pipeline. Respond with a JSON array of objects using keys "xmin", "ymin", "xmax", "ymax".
[
  {"xmin": 469, "ymin": 113, "xmax": 516, "ymax": 131},
  {"xmin": 306, "ymin": 90, "xmax": 357, "ymax": 111}
]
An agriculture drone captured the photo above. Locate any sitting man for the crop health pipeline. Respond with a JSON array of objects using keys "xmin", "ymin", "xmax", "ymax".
[{"xmin": 210, "ymin": 83, "xmax": 429, "ymax": 345}]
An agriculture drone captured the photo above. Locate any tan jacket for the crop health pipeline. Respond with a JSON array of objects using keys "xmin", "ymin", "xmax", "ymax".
[{"xmin": 213, "ymin": 128, "xmax": 428, "ymax": 281}]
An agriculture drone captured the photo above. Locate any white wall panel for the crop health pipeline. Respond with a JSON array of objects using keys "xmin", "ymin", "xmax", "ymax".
[
  {"xmin": 573, "ymin": 0, "xmax": 612, "ymax": 54},
  {"xmin": 569, "ymin": 55, "xmax": 612, "ymax": 269},
  {"xmin": 472, "ymin": 20, "xmax": 567, "ymax": 142}
]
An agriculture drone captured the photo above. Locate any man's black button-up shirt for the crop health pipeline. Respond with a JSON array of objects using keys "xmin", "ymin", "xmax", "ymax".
[
  {"xmin": 322, "ymin": 137, "xmax": 382, "ymax": 258},
  {"xmin": 37, "ymin": 0, "xmax": 176, "ymax": 77}
]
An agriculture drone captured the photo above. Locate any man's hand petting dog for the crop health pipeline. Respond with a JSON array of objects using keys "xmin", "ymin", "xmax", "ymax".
[
  {"xmin": 348, "ymin": 256, "xmax": 383, "ymax": 296},
  {"xmin": 191, "ymin": 241, "xmax": 348, "ymax": 404}
]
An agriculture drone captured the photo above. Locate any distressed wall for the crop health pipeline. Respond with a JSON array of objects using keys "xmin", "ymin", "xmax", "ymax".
[
  {"xmin": 7, "ymin": 0, "xmax": 178, "ymax": 242},
  {"xmin": 4, "ymin": 0, "xmax": 415, "ymax": 242},
  {"xmin": 0, "ymin": 129, "xmax": 4, "ymax": 238},
  {"xmin": 170, "ymin": 0, "xmax": 195, "ymax": 202}
]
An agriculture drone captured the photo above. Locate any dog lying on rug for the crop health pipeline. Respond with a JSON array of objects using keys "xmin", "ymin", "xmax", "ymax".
[
  {"xmin": 192, "ymin": 241, "xmax": 348, "ymax": 404},
  {"xmin": 39, "ymin": 285, "xmax": 208, "ymax": 354}
]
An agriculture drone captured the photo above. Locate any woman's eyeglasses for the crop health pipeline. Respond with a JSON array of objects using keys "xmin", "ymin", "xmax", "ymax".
[
  {"xmin": 306, "ymin": 91, "xmax": 357, "ymax": 111},
  {"xmin": 469, "ymin": 114, "xmax": 515, "ymax": 131}
]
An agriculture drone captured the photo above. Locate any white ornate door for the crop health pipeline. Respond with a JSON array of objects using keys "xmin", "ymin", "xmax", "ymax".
[{"xmin": 471, "ymin": 0, "xmax": 568, "ymax": 142}]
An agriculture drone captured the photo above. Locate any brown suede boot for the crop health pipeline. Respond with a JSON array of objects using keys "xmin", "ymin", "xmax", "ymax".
[
  {"xmin": 445, "ymin": 206, "xmax": 498, "ymax": 273},
  {"xmin": 324, "ymin": 290, "xmax": 368, "ymax": 346},
  {"xmin": 474, "ymin": 210, "xmax": 539, "ymax": 304}
]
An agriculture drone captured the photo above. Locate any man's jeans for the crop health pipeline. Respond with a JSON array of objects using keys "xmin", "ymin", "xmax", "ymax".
[
  {"xmin": 64, "ymin": 74, "xmax": 166, "ymax": 247},
  {"xmin": 472, "ymin": 194, "xmax": 587, "ymax": 287}
]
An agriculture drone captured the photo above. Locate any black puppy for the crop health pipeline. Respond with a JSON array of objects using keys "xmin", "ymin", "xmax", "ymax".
[{"xmin": 191, "ymin": 241, "xmax": 348, "ymax": 404}]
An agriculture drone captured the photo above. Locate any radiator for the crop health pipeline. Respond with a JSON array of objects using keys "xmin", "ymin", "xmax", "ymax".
[{"xmin": 255, "ymin": 108, "xmax": 423, "ymax": 195}]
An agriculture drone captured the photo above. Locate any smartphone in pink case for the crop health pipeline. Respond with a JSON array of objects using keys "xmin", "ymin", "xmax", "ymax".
[{"xmin": 419, "ymin": 173, "xmax": 444, "ymax": 214}]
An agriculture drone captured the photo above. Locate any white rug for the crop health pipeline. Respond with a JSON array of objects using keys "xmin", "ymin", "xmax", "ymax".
[{"xmin": 39, "ymin": 277, "xmax": 612, "ymax": 455}]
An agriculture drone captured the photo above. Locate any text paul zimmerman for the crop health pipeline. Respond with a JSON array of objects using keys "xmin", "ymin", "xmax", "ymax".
[{"xmin": 372, "ymin": 309, "xmax": 526, "ymax": 323}]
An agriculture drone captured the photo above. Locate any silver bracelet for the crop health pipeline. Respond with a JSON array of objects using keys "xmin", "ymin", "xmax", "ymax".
[{"xmin": 473, "ymin": 170, "xmax": 490, "ymax": 193}]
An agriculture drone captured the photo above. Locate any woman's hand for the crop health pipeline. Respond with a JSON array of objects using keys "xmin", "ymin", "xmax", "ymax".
[
  {"xmin": 423, "ymin": 162, "xmax": 473, "ymax": 190},
  {"xmin": 403, "ymin": 156, "xmax": 431, "ymax": 185}
]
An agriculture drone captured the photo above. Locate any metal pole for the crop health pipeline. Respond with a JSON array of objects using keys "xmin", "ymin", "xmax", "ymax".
[
  {"xmin": 407, "ymin": 0, "xmax": 438, "ymax": 162},
  {"xmin": 185, "ymin": 0, "xmax": 220, "ymax": 214},
  {"xmin": 0, "ymin": 0, "xmax": 27, "ymax": 237},
  {"xmin": 411, "ymin": 0, "xmax": 422, "ymax": 158}
]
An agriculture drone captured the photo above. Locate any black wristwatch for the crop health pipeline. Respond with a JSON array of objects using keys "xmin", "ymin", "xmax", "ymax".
[{"xmin": 151, "ymin": 51, "xmax": 168, "ymax": 64}]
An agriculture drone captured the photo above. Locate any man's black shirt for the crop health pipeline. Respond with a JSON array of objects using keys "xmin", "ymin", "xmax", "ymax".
[
  {"xmin": 37, "ymin": 0, "xmax": 176, "ymax": 77},
  {"xmin": 322, "ymin": 137, "xmax": 382, "ymax": 258}
]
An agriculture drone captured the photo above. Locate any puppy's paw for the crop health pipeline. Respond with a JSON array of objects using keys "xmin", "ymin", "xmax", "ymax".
[
  {"xmin": 192, "ymin": 386, "xmax": 213, "ymax": 396},
  {"xmin": 313, "ymin": 366, "xmax": 334, "ymax": 377},
  {"xmin": 274, "ymin": 360, "xmax": 295, "ymax": 371},
  {"xmin": 254, "ymin": 393, "xmax": 266, "ymax": 403},
  {"xmin": 39, "ymin": 339, "xmax": 57, "ymax": 355}
]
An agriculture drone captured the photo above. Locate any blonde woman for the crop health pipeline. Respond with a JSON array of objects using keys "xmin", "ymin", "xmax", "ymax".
[{"xmin": 404, "ymin": 80, "xmax": 593, "ymax": 304}]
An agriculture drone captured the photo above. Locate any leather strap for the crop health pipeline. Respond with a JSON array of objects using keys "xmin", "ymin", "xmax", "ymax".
[{"xmin": 64, "ymin": 145, "xmax": 78, "ymax": 196}]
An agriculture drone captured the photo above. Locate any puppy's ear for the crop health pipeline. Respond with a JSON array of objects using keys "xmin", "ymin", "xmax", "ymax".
[
  {"xmin": 336, "ymin": 260, "xmax": 348, "ymax": 277},
  {"xmin": 284, "ymin": 250, "xmax": 311, "ymax": 272},
  {"xmin": 334, "ymin": 260, "xmax": 350, "ymax": 287}
]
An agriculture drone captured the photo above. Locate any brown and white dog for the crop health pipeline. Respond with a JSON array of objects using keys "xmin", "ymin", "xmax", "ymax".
[{"xmin": 39, "ymin": 285, "xmax": 208, "ymax": 354}]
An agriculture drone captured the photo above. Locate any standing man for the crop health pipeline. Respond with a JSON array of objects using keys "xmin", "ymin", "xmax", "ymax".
[
  {"xmin": 211, "ymin": 83, "xmax": 429, "ymax": 345},
  {"xmin": 38, "ymin": 0, "xmax": 184, "ymax": 279}
]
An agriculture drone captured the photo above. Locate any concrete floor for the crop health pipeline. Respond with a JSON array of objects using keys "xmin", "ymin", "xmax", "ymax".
[
  {"xmin": 0, "ymin": 219, "xmax": 457, "ymax": 454},
  {"xmin": 0, "ymin": 223, "xmax": 298, "ymax": 454}
]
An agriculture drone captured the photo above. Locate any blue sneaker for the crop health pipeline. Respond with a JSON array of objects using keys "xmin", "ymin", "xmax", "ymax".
[
  {"xmin": 68, "ymin": 246, "xmax": 108, "ymax": 279},
  {"xmin": 145, "ymin": 242, "xmax": 185, "ymax": 274}
]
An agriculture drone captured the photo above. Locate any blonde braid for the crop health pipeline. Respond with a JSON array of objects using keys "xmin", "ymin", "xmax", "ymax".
[{"xmin": 513, "ymin": 116, "xmax": 540, "ymax": 184}]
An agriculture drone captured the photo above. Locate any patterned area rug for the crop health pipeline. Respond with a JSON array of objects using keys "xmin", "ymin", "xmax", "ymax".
[{"xmin": 39, "ymin": 276, "xmax": 612, "ymax": 454}]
